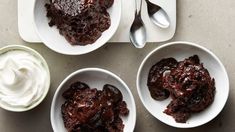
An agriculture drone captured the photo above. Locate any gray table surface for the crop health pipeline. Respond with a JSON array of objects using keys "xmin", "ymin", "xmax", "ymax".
[{"xmin": 1, "ymin": 0, "xmax": 235, "ymax": 132}]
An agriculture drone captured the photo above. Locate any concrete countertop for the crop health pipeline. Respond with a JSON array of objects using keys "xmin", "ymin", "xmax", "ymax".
[{"xmin": 0, "ymin": 0, "xmax": 235, "ymax": 132}]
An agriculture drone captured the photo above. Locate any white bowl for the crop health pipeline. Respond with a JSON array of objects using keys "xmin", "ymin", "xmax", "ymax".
[
  {"xmin": 137, "ymin": 41, "xmax": 229, "ymax": 128},
  {"xmin": 51, "ymin": 68, "xmax": 136, "ymax": 132},
  {"xmin": 0, "ymin": 45, "xmax": 50, "ymax": 112},
  {"xmin": 33, "ymin": 0, "xmax": 121, "ymax": 55}
]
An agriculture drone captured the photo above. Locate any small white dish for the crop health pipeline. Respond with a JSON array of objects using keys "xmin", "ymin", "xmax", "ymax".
[
  {"xmin": 137, "ymin": 41, "xmax": 229, "ymax": 128},
  {"xmin": 33, "ymin": 0, "xmax": 121, "ymax": 55},
  {"xmin": 51, "ymin": 68, "xmax": 136, "ymax": 132},
  {"xmin": 0, "ymin": 45, "xmax": 50, "ymax": 112}
]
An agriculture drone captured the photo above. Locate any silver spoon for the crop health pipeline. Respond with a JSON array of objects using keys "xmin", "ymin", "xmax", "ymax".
[
  {"xmin": 130, "ymin": 0, "xmax": 147, "ymax": 48},
  {"xmin": 146, "ymin": 0, "xmax": 170, "ymax": 28}
]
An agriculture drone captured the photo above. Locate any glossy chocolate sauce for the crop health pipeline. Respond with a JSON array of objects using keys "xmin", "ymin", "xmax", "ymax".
[
  {"xmin": 147, "ymin": 55, "xmax": 215, "ymax": 123},
  {"xmin": 61, "ymin": 81, "xmax": 129, "ymax": 132},
  {"xmin": 45, "ymin": 0, "xmax": 114, "ymax": 45}
]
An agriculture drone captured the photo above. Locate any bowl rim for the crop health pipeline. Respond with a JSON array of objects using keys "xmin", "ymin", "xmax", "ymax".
[
  {"xmin": 0, "ymin": 45, "xmax": 50, "ymax": 112},
  {"xmin": 50, "ymin": 67, "xmax": 136, "ymax": 131},
  {"xmin": 33, "ymin": 0, "xmax": 122, "ymax": 55},
  {"xmin": 136, "ymin": 41, "xmax": 229, "ymax": 128}
]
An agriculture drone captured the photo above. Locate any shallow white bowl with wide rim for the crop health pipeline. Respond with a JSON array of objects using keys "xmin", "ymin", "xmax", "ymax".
[
  {"xmin": 0, "ymin": 45, "xmax": 50, "ymax": 112},
  {"xmin": 51, "ymin": 68, "xmax": 136, "ymax": 132},
  {"xmin": 137, "ymin": 41, "xmax": 229, "ymax": 128},
  {"xmin": 33, "ymin": 0, "xmax": 121, "ymax": 55}
]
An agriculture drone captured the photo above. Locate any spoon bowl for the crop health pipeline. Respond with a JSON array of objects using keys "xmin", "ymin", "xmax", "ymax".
[
  {"xmin": 146, "ymin": 0, "xmax": 170, "ymax": 28},
  {"xmin": 130, "ymin": 15, "xmax": 147, "ymax": 48},
  {"xmin": 129, "ymin": 0, "xmax": 147, "ymax": 48}
]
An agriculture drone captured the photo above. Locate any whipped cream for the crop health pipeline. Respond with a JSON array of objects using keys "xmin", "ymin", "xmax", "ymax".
[{"xmin": 0, "ymin": 49, "xmax": 49, "ymax": 108}]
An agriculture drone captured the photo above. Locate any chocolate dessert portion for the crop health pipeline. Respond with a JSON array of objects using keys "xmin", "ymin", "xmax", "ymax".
[
  {"xmin": 45, "ymin": 0, "xmax": 114, "ymax": 45},
  {"xmin": 61, "ymin": 81, "xmax": 129, "ymax": 132},
  {"xmin": 147, "ymin": 58, "xmax": 178, "ymax": 100},
  {"xmin": 147, "ymin": 55, "xmax": 215, "ymax": 123}
]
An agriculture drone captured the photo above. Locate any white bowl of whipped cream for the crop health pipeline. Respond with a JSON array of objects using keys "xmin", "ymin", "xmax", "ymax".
[{"xmin": 0, "ymin": 45, "xmax": 50, "ymax": 112}]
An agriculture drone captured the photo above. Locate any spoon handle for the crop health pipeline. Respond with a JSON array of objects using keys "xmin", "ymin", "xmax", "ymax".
[{"xmin": 135, "ymin": 0, "xmax": 143, "ymax": 16}]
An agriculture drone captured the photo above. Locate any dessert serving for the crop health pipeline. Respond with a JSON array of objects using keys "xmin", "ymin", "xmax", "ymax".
[
  {"xmin": 61, "ymin": 81, "xmax": 129, "ymax": 132},
  {"xmin": 45, "ymin": 0, "xmax": 114, "ymax": 45},
  {"xmin": 147, "ymin": 55, "xmax": 215, "ymax": 123}
]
